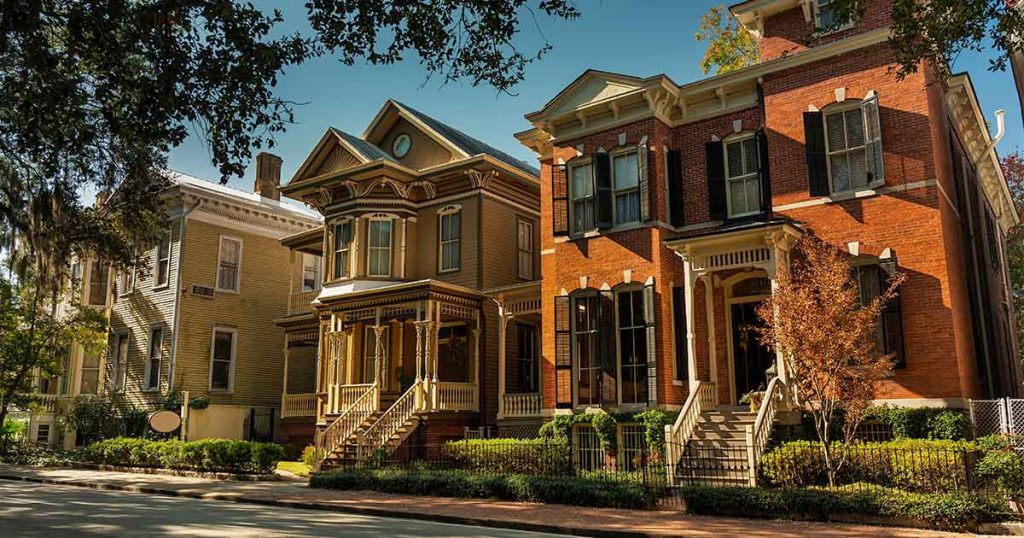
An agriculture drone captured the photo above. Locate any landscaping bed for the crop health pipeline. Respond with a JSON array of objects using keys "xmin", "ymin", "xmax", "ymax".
[{"xmin": 81, "ymin": 437, "xmax": 284, "ymax": 475}]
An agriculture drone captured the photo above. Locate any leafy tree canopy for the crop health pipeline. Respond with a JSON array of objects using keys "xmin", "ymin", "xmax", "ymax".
[{"xmin": 695, "ymin": 4, "xmax": 759, "ymax": 75}]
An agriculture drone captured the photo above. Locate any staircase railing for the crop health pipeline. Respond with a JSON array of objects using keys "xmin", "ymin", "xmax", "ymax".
[
  {"xmin": 745, "ymin": 376, "xmax": 784, "ymax": 486},
  {"xmin": 435, "ymin": 381, "xmax": 477, "ymax": 412},
  {"xmin": 312, "ymin": 383, "xmax": 378, "ymax": 472},
  {"xmin": 664, "ymin": 381, "xmax": 716, "ymax": 486},
  {"xmin": 357, "ymin": 380, "xmax": 421, "ymax": 460}
]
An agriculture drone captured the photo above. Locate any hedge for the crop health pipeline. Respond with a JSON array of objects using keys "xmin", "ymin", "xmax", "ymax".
[
  {"xmin": 865, "ymin": 407, "xmax": 972, "ymax": 440},
  {"xmin": 680, "ymin": 485, "xmax": 1008, "ymax": 532},
  {"xmin": 83, "ymin": 437, "xmax": 284, "ymax": 474},
  {"xmin": 310, "ymin": 466, "xmax": 652, "ymax": 509},
  {"xmin": 439, "ymin": 438, "xmax": 571, "ymax": 476},
  {"xmin": 759, "ymin": 439, "xmax": 977, "ymax": 492}
]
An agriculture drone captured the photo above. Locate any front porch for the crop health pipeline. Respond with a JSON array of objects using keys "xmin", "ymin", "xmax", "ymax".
[{"xmin": 491, "ymin": 282, "xmax": 543, "ymax": 434}]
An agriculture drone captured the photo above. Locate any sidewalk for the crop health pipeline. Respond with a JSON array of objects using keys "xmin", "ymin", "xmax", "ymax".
[{"xmin": 0, "ymin": 465, "xmax": 982, "ymax": 537}]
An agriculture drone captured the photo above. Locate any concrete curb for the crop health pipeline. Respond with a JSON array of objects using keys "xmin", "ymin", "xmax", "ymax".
[{"xmin": 0, "ymin": 473, "xmax": 644, "ymax": 538}]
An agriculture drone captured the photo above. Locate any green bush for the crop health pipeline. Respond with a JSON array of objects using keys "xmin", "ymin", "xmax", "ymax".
[
  {"xmin": 440, "ymin": 438, "xmax": 571, "ymax": 476},
  {"xmin": 926, "ymin": 411, "xmax": 972, "ymax": 441},
  {"xmin": 84, "ymin": 437, "xmax": 283, "ymax": 474},
  {"xmin": 310, "ymin": 467, "xmax": 652, "ymax": 509},
  {"xmin": 301, "ymin": 445, "xmax": 323, "ymax": 468},
  {"xmin": 760, "ymin": 439, "xmax": 976, "ymax": 492},
  {"xmin": 680, "ymin": 485, "xmax": 1008, "ymax": 532},
  {"xmin": 976, "ymin": 447, "xmax": 1024, "ymax": 500},
  {"xmin": 866, "ymin": 407, "xmax": 971, "ymax": 440}
]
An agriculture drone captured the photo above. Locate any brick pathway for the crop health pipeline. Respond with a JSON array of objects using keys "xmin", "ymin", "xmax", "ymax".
[{"xmin": 0, "ymin": 465, "xmax": 985, "ymax": 537}]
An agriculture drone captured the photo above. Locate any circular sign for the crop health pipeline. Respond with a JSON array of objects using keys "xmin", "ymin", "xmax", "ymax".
[{"xmin": 148, "ymin": 410, "xmax": 182, "ymax": 433}]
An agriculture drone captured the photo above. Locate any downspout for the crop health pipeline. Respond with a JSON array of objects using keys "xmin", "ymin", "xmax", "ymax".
[
  {"xmin": 167, "ymin": 201, "xmax": 199, "ymax": 396},
  {"xmin": 973, "ymin": 109, "xmax": 1006, "ymax": 167}
]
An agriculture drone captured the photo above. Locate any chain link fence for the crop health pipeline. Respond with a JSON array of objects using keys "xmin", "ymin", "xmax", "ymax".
[{"xmin": 968, "ymin": 398, "xmax": 1024, "ymax": 441}]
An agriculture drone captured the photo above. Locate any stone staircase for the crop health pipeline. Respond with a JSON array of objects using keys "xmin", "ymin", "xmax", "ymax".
[{"xmin": 675, "ymin": 406, "xmax": 756, "ymax": 487}]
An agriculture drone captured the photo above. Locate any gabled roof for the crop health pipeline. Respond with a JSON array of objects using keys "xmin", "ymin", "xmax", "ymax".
[
  {"xmin": 390, "ymin": 101, "xmax": 539, "ymax": 177},
  {"xmin": 330, "ymin": 128, "xmax": 395, "ymax": 163},
  {"xmin": 167, "ymin": 170, "xmax": 321, "ymax": 221}
]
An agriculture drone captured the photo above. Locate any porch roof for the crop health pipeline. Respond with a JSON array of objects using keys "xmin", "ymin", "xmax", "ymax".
[{"xmin": 315, "ymin": 278, "xmax": 484, "ymax": 311}]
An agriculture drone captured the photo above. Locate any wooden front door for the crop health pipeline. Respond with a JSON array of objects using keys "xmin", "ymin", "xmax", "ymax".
[{"xmin": 730, "ymin": 302, "xmax": 773, "ymax": 402}]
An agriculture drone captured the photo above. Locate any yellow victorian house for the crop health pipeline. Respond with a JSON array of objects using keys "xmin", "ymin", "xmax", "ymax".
[{"xmin": 276, "ymin": 101, "xmax": 542, "ymax": 467}]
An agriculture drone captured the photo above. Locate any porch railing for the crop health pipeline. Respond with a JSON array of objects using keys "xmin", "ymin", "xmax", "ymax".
[
  {"xmin": 313, "ymin": 382, "xmax": 378, "ymax": 472},
  {"xmin": 288, "ymin": 289, "xmax": 318, "ymax": 316},
  {"xmin": 281, "ymin": 392, "xmax": 317, "ymax": 418},
  {"xmin": 664, "ymin": 381, "xmax": 716, "ymax": 487},
  {"xmin": 434, "ymin": 382, "xmax": 478, "ymax": 412},
  {"xmin": 328, "ymin": 383, "xmax": 376, "ymax": 414},
  {"xmin": 358, "ymin": 380, "xmax": 421, "ymax": 459},
  {"xmin": 502, "ymin": 392, "xmax": 541, "ymax": 418},
  {"xmin": 746, "ymin": 376, "xmax": 784, "ymax": 486}
]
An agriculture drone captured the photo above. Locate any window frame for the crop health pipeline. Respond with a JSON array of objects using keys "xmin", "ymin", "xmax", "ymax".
[
  {"xmin": 209, "ymin": 327, "xmax": 237, "ymax": 392},
  {"xmin": 35, "ymin": 423, "xmax": 51, "ymax": 444},
  {"xmin": 77, "ymin": 350, "xmax": 101, "ymax": 395},
  {"xmin": 609, "ymin": 148, "xmax": 641, "ymax": 226},
  {"xmin": 143, "ymin": 325, "xmax": 164, "ymax": 392},
  {"xmin": 301, "ymin": 252, "xmax": 322, "ymax": 292},
  {"xmin": 154, "ymin": 229, "xmax": 172, "ymax": 289},
  {"xmin": 86, "ymin": 260, "xmax": 110, "ymax": 307},
  {"xmin": 723, "ymin": 133, "xmax": 762, "ymax": 219},
  {"xmin": 570, "ymin": 290, "xmax": 601, "ymax": 408},
  {"xmin": 514, "ymin": 323, "xmax": 538, "ymax": 393},
  {"xmin": 823, "ymin": 99, "xmax": 880, "ymax": 196},
  {"xmin": 614, "ymin": 285, "xmax": 649, "ymax": 406},
  {"xmin": 331, "ymin": 219, "xmax": 353, "ymax": 280},
  {"xmin": 568, "ymin": 158, "xmax": 596, "ymax": 236},
  {"xmin": 112, "ymin": 331, "xmax": 130, "ymax": 392},
  {"xmin": 516, "ymin": 218, "xmax": 534, "ymax": 280},
  {"xmin": 366, "ymin": 217, "xmax": 394, "ymax": 277},
  {"xmin": 215, "ymin": 236, "xmax": 243, "ymax": 293},
  {"xmin": 118, "ymin": 247, "xmax": 137, "ymax": 297},
  {"xmin": 851, "ymin": 260, "xmax": 904, "ymax": 368},
  {"xmin": 438, "ymin": 206, "xmax": 462, "ymax": 274},
  {"xmin": 814, "ymin": 0, "xmax": 855, "ymax": 33}
]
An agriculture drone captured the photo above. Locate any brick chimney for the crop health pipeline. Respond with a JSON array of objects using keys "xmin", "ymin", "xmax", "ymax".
[{"xmin": 254, "ymin": 152, "xmax": 282, "ymax": 201}]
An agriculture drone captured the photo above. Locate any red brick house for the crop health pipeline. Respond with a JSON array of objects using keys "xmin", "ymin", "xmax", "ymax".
[{"xmin": 513, "ymin": 0, "xmax": 1020, "ymax": 457}]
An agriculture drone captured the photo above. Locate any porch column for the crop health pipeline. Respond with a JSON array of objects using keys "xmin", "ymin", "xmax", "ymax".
[
  {"xmin": 315, "ymin": 324, "xmax": 327, "ymax": 423},
  {"xmin": 765, "ymin": 249, "xmax": 789, "ymax": 389},
  {"xmin": 282, "ymin": 343, "xmax": 290, "ymax": 402},
  {"xmin": 496, "ymin": 302, "xmax": 513, "ymax": 420},
  {"xmin": 414, "ymin": 320, "xmax": 427, "ymax": 410},
  {"xmin": 683, "ymin": 261, "xmax": 700, "ymax": 392},
  {"xmin": 372, "ymin": 325, "xmax": 387, "ymax": 389},
  {"xmin": 337, "ymin": 330, "xmax": 349, "ymax": 387},
  {"xmin": 702, "ymin": 274, "xmax": 717, "ymax": 399},
  {"xmin": 471, "ymin": 325, "xmax": 481, "ymax": 412}
]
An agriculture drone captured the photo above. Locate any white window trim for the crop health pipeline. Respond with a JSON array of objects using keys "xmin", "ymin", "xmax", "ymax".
[
  {"xmin": 516, "ymin": 218, "xmax": 534, "ymax": 280},
  {"xmin": 143, "ymin": 325, "xmax": 164, "ymax": 393},
  {"xmin": 330, "ymin": 218, "xmax": 354, "ymax": 281},
  {"xmin": 723, "ymin": 132, "xmax": 763, "ymax": 219},
  {"xmin": 301, "ymin": 252, "xmax": 323, "ymax": 292},
  {"xmin": 118, "ymin": 266, "xmax": 135, "ymax": 297},
  {"xmin": 437, "ymin": 205, "xmax": 462, "ymax": 274},
  {"xmin": 823, "ymin": 96, "xmax": 883, "ymax": 197},
  {"xmin": 112, "ymin": 331, "xmax": 130, "ymax": 392},
  {"xmin": 153, "ymin": 229, "xmax": 172, "ymax": 290},
  {"xmin": 85, "ymin": 259, "xmax": 110, "ymax": 307},
  {"xmin": 813, "ymin": 0, "xmax": 855, "ymax": 35},
  {"xmin": 215, "ymin": 235, "xmax": 243, "ymax": 293},
  {"xmin": 613, "ymin": 284, "xmax": 649, "ymax": 407},
  {"xmin": 366, "ymin": 217, "xmax": 394, "ymax": 277},
  {"xmin": 567, "ymin": 158, "xmax": 596, "ymax": 236},
  {"xmin": 609, "ymin": 148, "xmax": 641, "ymax": 227},
  {"xmin": 209, "ymin": 327, "xmax": 238, "ymax": 393}
]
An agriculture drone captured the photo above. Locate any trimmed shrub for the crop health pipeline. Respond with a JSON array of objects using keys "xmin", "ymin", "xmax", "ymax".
[
  {"xmin": 866, "ymin": 407, "xmax": 972, "ymax": 441},
  {"xmin": 310, "ymin": 467, "xmax": 651, "ymax": 509},
  {"xmin": 680, "ymin": 485, "xmax": 1008, "ymax": 532},
  {"xmin": 976, "ymin": 446, "xmax": 1024, "ymax": 500},
  {"xmin": 84, "ymin": 437, "xmax": 283, "ymax": 474},
  {"xmin": 440, "ymin": 438, "xmax": 571, "ymax": 476}
]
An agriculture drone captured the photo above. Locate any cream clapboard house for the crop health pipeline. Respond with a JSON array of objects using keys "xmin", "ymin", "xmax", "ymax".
[{"xmin": 101, "ymin": 157, "xmax": 320, "ymax": 441}]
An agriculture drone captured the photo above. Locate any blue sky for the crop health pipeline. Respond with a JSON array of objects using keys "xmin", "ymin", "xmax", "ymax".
[{"xmin": 167, "ymin": 1, "xmax": 1023, "ymax": 194}]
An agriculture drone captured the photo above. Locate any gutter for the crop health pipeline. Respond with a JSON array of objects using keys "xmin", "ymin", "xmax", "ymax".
[{"xmin": 973, "ymin": 109, "xmax": 1006, "ymax": 167}]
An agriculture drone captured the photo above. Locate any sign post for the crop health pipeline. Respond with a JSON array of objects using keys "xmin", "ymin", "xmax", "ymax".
[{"xmin": 180, "ymin": 390, "xmax": 190, "ymax": 442}]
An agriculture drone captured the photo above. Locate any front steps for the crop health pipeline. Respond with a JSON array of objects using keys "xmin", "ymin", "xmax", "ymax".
[
  {"xmin": 318, "ymin": 393, "xmax": 421, "ymax": 471},
  {"xmin": 675, "ymin": 407, "xmax": 756, "ymax": 487}
]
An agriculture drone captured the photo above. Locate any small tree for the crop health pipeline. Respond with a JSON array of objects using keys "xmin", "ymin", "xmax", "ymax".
[
  {"xmin": 756, "ymin": 235, "xmax": 903, "ymax": 487},
  {"xmin": 695, "ymin": 5, "xmax": 760, "ymax": 75}
]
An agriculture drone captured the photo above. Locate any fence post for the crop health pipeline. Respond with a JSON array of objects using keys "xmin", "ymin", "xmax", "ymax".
[
  {"xmin": 1002, "ymin": 398, "xmax": 1011, "ymax": 436},
  {"xmin": 745, "ymin": 425, "xmax": 757, "ymax": 487}
]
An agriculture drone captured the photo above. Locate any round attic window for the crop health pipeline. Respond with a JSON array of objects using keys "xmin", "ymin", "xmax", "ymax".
[{"xmin": 392, "ymin": 133, "xmax": 412, "ymax": 158}]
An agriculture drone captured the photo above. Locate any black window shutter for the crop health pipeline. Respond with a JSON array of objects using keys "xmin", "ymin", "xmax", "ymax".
[
  {"xmin": 672, "ymin": 286, "xmax": 688, "ymax": 382},
  {"xmin": 595, "ymin": 153, "xmax": 613, "ymax": 229},
  {"xmin": 756, "ymin": 128, "xmax": 773, "ymax": 215},
  {"xmin": 643, "ymin": 282, "xmax": 658, "ymax": 406},
  {"xmin": 878, "ymin": 257, "xmax": 906, "ymax": 369},
  {"xmin": 706, "ymin": 141, "xmax": 727, "ymax": 221},
  {"xmin": 552, "ymin": 164, "xmax": 569, "ymax": 236},
  {"xmin": 667, "ymin": 149, "xmax": 685, "ymax": 227},
  {"xmin": 638, "ymin": 144, "xmax": 651, "ymax": 222},
  {"xmin": 598, "ymin": 289, "xmax": 617, "ymax": 406},
  {"xmin": 553, "ymin": 295, "xmax": 573, "ymax": 408},
  {"xmin": 803, "ymin": 111, "xmax": 829, "ymax": 196}
]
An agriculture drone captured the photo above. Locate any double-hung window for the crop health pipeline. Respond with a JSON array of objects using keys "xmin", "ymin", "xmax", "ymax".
[
  {"xmin": 79, "ymin": 352, "xmax": 100, "ymax": 395},
  {"xmin": 301, "ymin": 253, "xmax": 322, "ymax": 292},
  {"xmin": 87, "ymin": 261, "xmax": 109, "ymax": 306},
  {"xmin": 367, "ymin": 219, "xmax": 393, "ymax": 277},
  {"xmin": 570, "ymin": 162, "xmax": 595, "ymax": 234},
  {"xmin": 617, "ymin": 289, "xmax": 648, "ymax": 404},
  {"xmin": 439, "ymin": 209, "xmax": 461, "ymax": 273},
  {"xmin": 516, "ymin": 220, "xmax": 534, "ymax": 280},
  {"xmin": 210, "ymin": 328, "xmax": 236, "ymax": 391},
  {"xmin": 854, "ymin": 263, "xmax": 905, "ymax": 368},
  {"xmin": 155, "ymin": 230, "xmax": 171, "ymax": 287},
  {"xmin": 825, "ymin": 96, "xmax": 883, "ymax": 195},
  {"xmin": 724, "ymin": 136, "xmax": 762, "ymax": 218},
  {"xmin": 112, "ymin": 332, "xmax": 129, "ymax": 392},
  {"xmin": 332, "ymin": 221, "xmax": 352, "ymax": 279},
  {"xmin": 515, "ymin": 324, "xmax": 538, "ymax": 392},
  {"xmin": 119, "ymin": 246, "xmax": 137, "ymax": 296},
  {"xmin": 573, "ymin": 293, "xmax": 600, "ymax": 406},
  {"xmin": 145, "ymin": 326, "xmax": 163, "ymax": 391},
  {"xmin": 216, "ymin": 237, "xmax": 242, "ymax": 292},
  {"xmin": 611, "ymin": 151, "xmax": 640, "ymax": 225}
]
